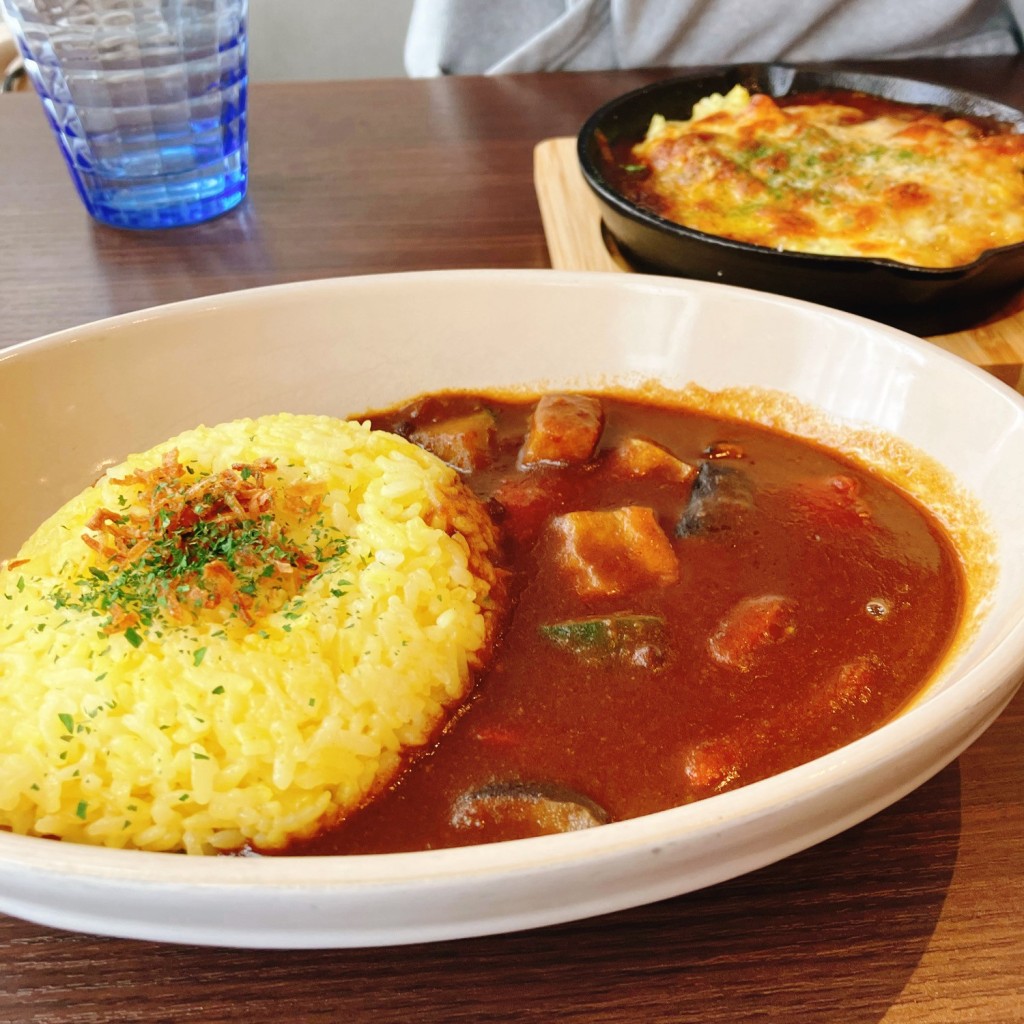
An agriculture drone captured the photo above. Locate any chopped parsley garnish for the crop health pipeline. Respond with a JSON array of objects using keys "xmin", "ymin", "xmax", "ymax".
[{"xmin": 48, "ymin": 452, "xmax": 348, "ymax": 641}]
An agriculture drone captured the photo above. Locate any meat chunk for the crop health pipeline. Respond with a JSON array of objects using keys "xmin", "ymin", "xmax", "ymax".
[
  {"xmin": 606, "ymin": 436, "xmax": 697, "ymax": 485},
  {"xmin": 519, "ymin": 393, "xmax": 603, "ymax": 467},
  {"xmin": 708, "ymin": 593, "xmax": 797, "ymax": 671},
  {"xmin": 551, "ymin": 506, "xmax": 679, "ymax": 598},
  {"xmin": 683, "ymin": 733, "xmax": 749, "ymax": 794},
  {"xmin": 820, "ymin": 656, "xmax": 883, "ymax": 719},
  {"xmin": 684, "ymin": 655, "xmax": 885, "ymax": 796},
  {"xmin": 789, "ymin": 473, "xmax": 874, "ymax": 531},
  {"xmin": 409, "ymin": 410, "xmax": 496, "ymax": 472}
]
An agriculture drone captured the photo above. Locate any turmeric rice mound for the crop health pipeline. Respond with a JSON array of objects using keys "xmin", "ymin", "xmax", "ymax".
[{"xmin": 0, "ymin": 414, "xmax": 505, "ymax": 855}]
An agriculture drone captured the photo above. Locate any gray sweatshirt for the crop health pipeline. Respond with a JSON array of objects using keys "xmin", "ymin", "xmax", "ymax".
[{"xmin": 405, "ymin": 0, "xmax": 1024, "ymax": 76}]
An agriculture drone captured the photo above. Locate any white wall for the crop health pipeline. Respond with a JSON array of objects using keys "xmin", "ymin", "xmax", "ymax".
[{"xmin": 248, "ymin": 0, "xmax": 416, "ymax": 82}]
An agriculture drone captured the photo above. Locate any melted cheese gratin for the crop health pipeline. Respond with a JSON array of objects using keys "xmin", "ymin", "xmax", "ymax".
[{"xmin": 630, "ymin": 85, "xmax": 1024, "ymax": 268}]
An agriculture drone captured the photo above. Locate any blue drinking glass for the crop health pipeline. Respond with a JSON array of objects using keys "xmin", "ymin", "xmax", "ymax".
[{"xmin": 3, "ymin": 0, "xmax": 248, "ymax": 229}]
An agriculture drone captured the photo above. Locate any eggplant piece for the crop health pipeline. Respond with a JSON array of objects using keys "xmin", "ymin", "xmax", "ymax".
[
  {"xmin": 676, "ymin": 460, "xmax": 755, "ymax": 536},
  {"xmin": 540, "ymin": 614, "xmax": 668, "ymax": 669},
  {"xmin": 450, "ymin": 781, "xmax": 610, "ymax": 835}
]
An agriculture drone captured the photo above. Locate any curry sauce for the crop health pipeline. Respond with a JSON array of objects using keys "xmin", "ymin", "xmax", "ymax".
[{"xmin": 285, "ymin": 393, "xmax": 964, "ymax": 855}]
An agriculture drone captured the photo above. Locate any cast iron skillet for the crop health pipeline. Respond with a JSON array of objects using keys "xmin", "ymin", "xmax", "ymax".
[{"xmin": 577, "ymin": 64, "xmax": 1024, "ymax": 334}]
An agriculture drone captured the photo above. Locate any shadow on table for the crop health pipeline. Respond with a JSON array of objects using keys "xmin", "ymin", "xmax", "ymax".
[{"xmin": 0, "ymin": 757, "xmax": 961, "ymax": 1024}]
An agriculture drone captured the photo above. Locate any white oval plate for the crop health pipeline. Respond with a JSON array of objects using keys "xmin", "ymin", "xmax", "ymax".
[{"xmin": 1, "ymin": 270, "xmax": 1023, "ymax": 949}]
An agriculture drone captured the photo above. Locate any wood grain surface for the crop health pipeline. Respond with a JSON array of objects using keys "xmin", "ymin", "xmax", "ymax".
[{"xmin": 0, "ymin": 60, "xmax": 1021, "ymax": 1024}]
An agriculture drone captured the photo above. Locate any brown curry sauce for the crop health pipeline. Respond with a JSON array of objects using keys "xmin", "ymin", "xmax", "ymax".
[{"xmin": 283, "ymin": 392, "xmax": 964, "ymax": 855}]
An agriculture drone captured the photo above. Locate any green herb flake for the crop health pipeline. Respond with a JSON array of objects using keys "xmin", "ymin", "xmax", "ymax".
[
  {"xmin": 58, "ymin": 712, "xmax": 75, "ymax": 734},
  {"xmin": 47, "ymin": 461, "xmax": 355, "ymax": 649},
  {"xmin": 211, "ymin": 685, "xmax": 225, "ymax": 695},
  {"xmin": 75, "ymin": 800, "xmax": 88, "ymax": 820},
  {"xmin": 193, "ymin": 646, "xmax": 207, "ymax": 667}
]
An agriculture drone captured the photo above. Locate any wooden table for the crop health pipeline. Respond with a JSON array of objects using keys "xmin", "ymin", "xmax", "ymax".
[{"xmin": 0, "ymin": 59, "xmax": 1021, "ymax": 1024}]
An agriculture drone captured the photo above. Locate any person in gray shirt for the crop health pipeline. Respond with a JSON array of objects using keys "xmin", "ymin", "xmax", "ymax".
[{"xmin": 405, "ymin": 0, "xmax": 1024, "ymax": 76}]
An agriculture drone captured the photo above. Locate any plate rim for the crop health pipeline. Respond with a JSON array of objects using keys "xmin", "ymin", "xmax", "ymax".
[{"xmin": 1, "ymin": 268, "xmax": 1023, "ymax": 946}]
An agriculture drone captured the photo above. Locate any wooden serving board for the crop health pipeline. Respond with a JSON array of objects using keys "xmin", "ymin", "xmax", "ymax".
[{"xmin": 534, "ymin": 136, "xmax": 1024, "ymax": 394}]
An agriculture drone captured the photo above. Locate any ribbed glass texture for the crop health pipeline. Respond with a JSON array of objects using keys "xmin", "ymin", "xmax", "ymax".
[{"xmin": 3, "ymin": 0, "xmax": 248, "ymax": 228}]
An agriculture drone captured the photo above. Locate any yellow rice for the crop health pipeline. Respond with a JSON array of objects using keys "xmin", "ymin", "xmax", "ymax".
[{"xmin": 0, "ymin": 414, "xmax": 503, "ymax": 855}]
